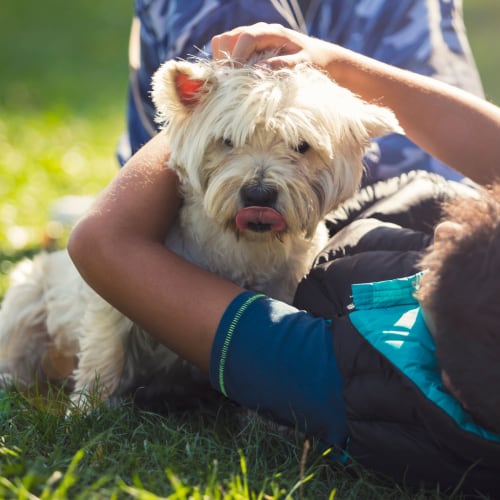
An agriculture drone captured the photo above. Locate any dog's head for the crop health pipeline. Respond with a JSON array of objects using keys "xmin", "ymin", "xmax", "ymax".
[{"xmin": 152, "ymin": 57, "xmax": 401, "ymax": 239}]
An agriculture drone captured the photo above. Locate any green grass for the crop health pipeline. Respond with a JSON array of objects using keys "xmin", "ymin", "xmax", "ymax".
[
  {"xmin": 1, "ymin": 1, "xmax": 500, "ymax": 497},
  {"xmin": 0, "ymin": 388, "xmax": 457, "ymax": 499}
]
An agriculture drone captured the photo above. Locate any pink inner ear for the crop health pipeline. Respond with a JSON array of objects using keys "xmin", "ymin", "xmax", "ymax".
[{"xmin": 175, "ymin": 71, "xmax": 205, "ymax": 107}]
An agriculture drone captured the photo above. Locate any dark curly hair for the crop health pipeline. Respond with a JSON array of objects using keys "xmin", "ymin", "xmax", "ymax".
[{"xmin": 417, "ymin": 182, "xmax": 500, "ymax": 434}]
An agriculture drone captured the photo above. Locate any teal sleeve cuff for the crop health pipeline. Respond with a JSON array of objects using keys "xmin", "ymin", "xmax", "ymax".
[{"xmin": 210, "ymin": 291, "xmax": 265, "ymax": 397}]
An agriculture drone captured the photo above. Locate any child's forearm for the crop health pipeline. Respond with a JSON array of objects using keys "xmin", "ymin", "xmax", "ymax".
[{"xmin": 326, "ymin": 49, "xmax": 500, "ymax": 185}]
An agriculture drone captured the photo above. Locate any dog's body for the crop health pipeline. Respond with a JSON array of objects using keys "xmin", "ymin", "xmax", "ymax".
[{"xmin": 0, "ymin": 56, "xmax": 400, "ymax": 410}]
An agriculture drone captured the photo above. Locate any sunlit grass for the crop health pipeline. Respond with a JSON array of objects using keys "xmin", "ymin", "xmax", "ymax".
[
  {"xmin": 0, "ymin": 112, "xmax": 118, "ymax": 248},
  {"xmin": 0, "ymin": 110, "xmax": 121, "ymax": 297}
]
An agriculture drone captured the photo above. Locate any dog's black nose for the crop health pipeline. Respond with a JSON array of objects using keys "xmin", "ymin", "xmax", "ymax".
[{"xmin": 240, "ymin": 184, "xmax": 278, "ymax": 207}]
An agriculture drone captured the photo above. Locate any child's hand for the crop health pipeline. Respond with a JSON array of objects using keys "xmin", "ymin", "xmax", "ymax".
[{"xmin": 211, "ymin": 22, "xmax": 335, "ymax": 70}]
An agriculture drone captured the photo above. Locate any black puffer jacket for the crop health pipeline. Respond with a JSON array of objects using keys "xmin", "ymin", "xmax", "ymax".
[{"xmin": 294, "ymin": 171, "xmax": 500, "ymax": 496}]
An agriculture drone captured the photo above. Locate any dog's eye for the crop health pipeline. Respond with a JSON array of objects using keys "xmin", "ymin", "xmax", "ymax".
[
  {"xmin": 295, "ymin": 140, "xmax": 310, "ymax": 154},
  {"xmin": 223, "ymin": 138, "xmax": 234, "ymax": 148}
]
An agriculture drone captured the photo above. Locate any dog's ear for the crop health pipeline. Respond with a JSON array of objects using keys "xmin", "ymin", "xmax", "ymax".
[
  {"xmin": 152, "ymin": 60, "xmax": 215, "ymax": 124},
  {"xmin": 360, "ymin": 103, "xmax": 404, "ymax": 139},
  {"xmin": 174, "ymin": 71, "xmax": 206, "ymax": 108}
]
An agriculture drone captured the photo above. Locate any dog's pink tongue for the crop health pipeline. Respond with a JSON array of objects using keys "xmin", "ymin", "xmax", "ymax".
[{"xmin": 236, "ymin": 206, "xmax": 286, "ymax": 232}]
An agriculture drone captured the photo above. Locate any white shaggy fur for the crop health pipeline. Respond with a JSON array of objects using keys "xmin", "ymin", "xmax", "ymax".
[{"xmin": 0, "ymin": 56, "xmax": 401, "ymax": 411}]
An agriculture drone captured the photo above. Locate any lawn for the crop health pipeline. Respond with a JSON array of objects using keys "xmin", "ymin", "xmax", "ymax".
[{"xmin": 1, "ymin": 1, "xmax": 499, "ymax": 498}]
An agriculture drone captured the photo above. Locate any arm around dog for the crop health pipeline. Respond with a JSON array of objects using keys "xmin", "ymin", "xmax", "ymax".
[{"xmin": 68, "ymin": 132, "xmax": 244, "ymax": 372}]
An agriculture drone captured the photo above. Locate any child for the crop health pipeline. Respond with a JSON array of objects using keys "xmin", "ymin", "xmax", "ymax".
[
  {"xmin": 68, "ymin": 24, "xmax": 500, "ymax": 495},
  {"xmin": 417, "ymin": 183, "xmax": 500, "ymax": 435},
  {"xmin": 292, "ymin": 170, "xmax": 500, "ymax": 492}
]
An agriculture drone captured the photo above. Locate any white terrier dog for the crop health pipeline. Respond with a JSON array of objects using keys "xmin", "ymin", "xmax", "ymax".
[{"xmin": 0, "ymin": 55, "xmax": 400, "ymax": 411}]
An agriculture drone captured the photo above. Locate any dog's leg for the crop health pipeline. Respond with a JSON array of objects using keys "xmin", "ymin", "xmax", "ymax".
[
  {"xmin": 0, "ymin": 257, "xmax": 51, "ymax": 390},
  {"xmin": 70, "ymin": 293, "xmax": 133, "ymax": 412}
]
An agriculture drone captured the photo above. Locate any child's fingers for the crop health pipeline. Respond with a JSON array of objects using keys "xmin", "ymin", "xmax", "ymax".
[{"xmin": 211, "ymin": 23, "xmax": 301, "ymax": 65}]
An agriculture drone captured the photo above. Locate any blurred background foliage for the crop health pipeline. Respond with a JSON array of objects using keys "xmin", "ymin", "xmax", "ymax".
[
  {"xmin": 0, "ymin": 0, "xmax": 499, "ymax": 296},
  {"xmin": 0, "ymin": 0, "xmax": 131, "ymax": 294},
  {"xmin": 464, "ymin": 0, "xmax": 500, "ymax": 104}
]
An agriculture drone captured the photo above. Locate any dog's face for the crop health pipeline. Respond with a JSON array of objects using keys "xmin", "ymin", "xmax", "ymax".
[{"xmin": 152, "ymin": 57, "xmax": 401, "ymax": 240}]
